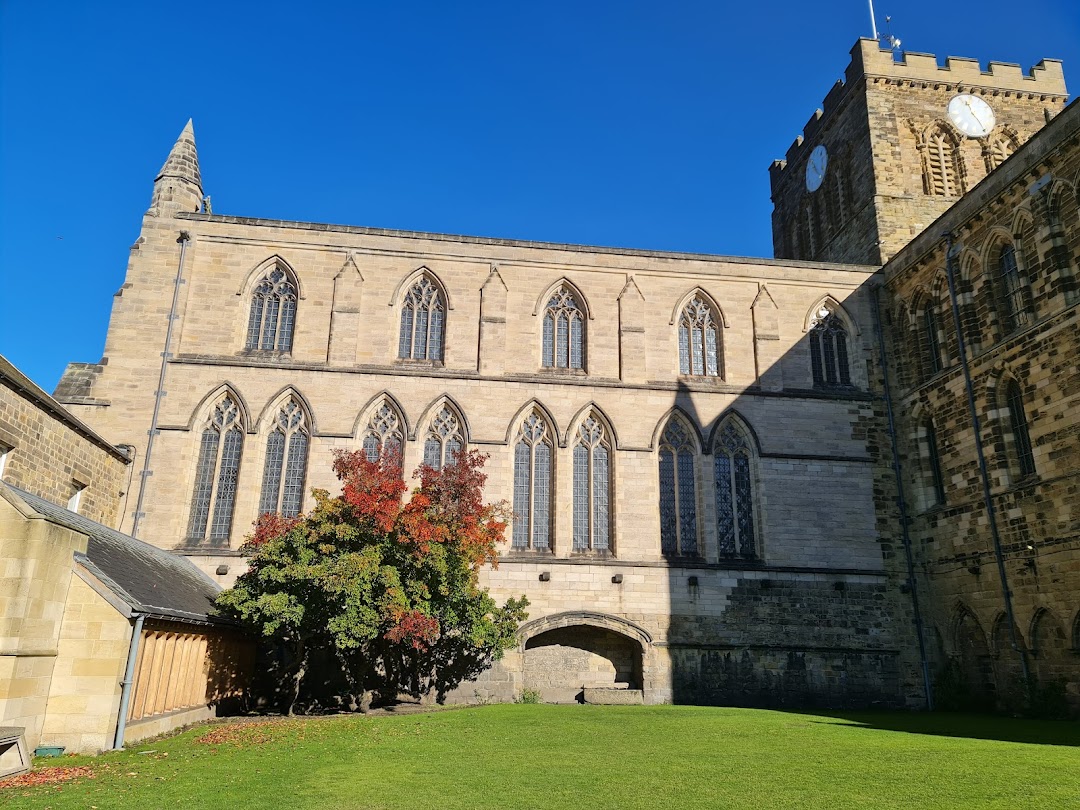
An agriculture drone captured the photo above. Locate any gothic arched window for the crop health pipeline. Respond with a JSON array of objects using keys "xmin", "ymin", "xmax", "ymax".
[
  {"xmin": 921, "ymin": 297, "xmax": 943, "ymax": 377},
  {"xmin": 678, "ymin": 296, "xmax": 721, "ymax": 377},
  {"xmin": 1005, "ymin": 379, "xmax": 1036, "ymax": 479},
  {"xmin": 996, "ymin": 242, "xmax": 1030, "ymax": 332},
  {"xmin": 187, "ymin": 394, "xmax": 245, "ymax": 544},
  {"xmin": 423, "ymin": 405, "xmax": 464, "ymax": 469},
  {"xmin": 985, "ymin": 135, "xmax": 1016, "ymax": 171},
  {"xmin": 714, "ymin": 419, "xmax": 757, "ymax": 559},
  {"xmin": 398, "ymin": 276, "xmax": 445, "ymax": 361},
  {"xmin": 542, "ymin": 286, "xmax": 585, "ymax": 370},
  {"xmin": 246, "ymin": 266, "xmax": 298, "ymax": 352},
  {"xmin": 658, "ymin": 417, "xmax": 698, "ymax": 557},
  {"xmin": 922, "ymin": 417, "xmax": 946, "ymax": 507},
  {"xmin": 362, "ymin": 402, "xmax": 404, "ymax": 465},
  {"xmin": 808, "ymin": 305, "xmax": 851, "ymax": 387},
  {"xmin": 572, "ymin": 415, "xmax": 611, "ymax": 552},
  {"xmin": 512, "ymin": 410, "xmax": 553, "ymax": 551},
  {"xmin": 258, "ymin": 398, "xmax": 309, "ymax": 518}
]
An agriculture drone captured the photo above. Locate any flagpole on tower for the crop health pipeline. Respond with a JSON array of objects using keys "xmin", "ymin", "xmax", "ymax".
[{"xmin": 868, "ymin": 0, "xmax": 879, "ymax": 40}]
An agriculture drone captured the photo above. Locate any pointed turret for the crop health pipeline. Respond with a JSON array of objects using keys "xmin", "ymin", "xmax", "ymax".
[{"xmin": 149, "ymin": 119, "xmax": 203, "ymax": 215}]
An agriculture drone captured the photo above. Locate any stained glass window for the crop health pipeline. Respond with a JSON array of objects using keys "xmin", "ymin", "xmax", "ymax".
[
  {"xmin": 362, "ymin": 402, "xmax": 404, "ymax": 467},
  {"xmin": 997, "ymin": 244, "xmax": 1030, "ymax": 332},
  {"xmin": 572, "ymin": 416, "xmax": 611, "ymax": 552},
  {"xmin": 809, "ymin": 306, "xmax": 852, "ymax": 388},
  {"xmin": 714, "ymin": 419, "xmax": 756, "ymax": 559},
  {"xmin": 678, "ymin": 296, "xmax": 721, "ymax": 378},
  {"xmin": 424, "ymin": 405, "xmax": 464, "ymax": 470},
  {"xmin": 658, "ymin": 417, "xmax": 698, "ymax": 556},
  {"xmin": 399, "ymin": 276, "xmax": 445, "ymax": 361},
  {"xmin": 246, "ymin": 266, "xmax": 297, "ymax": 352},
  {"xmin": 187, "ymin": 394, "xmax": 245, "ymax": 545},
  {"xmin": 542, "ymin": 287, "xmax": 585, "ymax": 370},
  {"xmin": 258, "ymin": 399, "xmax": 309, "ymax": 517},
  {"xmin": 512, "ymin": 411, "xmax": 553, "ymax": 551}
]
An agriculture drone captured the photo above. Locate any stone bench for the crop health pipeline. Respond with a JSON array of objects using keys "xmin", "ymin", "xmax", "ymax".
[
  {"xmin": 582, "ymin": 687, "xmax": 644, "ymax": 705},
  {"xmin": 0, "ymin": 727, "xmax": 30, "ymax": 779}
]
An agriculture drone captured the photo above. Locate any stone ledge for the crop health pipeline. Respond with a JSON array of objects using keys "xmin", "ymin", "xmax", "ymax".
[{"xmin": 583, "ymin": 688, "xmax": 644, "ymax": 705}]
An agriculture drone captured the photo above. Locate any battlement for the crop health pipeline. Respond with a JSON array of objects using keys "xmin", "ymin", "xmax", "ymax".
[{"xmin": 769, "ymin": 38, "xmax": 1068, "ymax": 191}]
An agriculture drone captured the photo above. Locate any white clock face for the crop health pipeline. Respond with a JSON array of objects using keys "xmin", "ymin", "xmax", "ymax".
[
  {"xmin": 805, "ymin": 145, "xmax": 828, "ymax": 192},
  {"xmin": 947, "ymin": 94, "xmax": 996, "ymax": 138}
]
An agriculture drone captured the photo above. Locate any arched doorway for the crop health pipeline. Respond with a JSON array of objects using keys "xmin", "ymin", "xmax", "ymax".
[{"xmin": 518, "ymin": 612, "xmax": 650, "ymax": 704}]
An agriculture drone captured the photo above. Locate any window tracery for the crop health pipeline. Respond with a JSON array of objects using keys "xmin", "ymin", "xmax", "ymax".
[
  {"xmin": 714, "ymin": 419, "xmax": 756, "ymax": 559},
  {"xmin": 512, "ymin": 410, "xmax": 553, "ymax": 551},
  {"xmin": 187, "ymin": 394, "xmax": 245, "ymax": 544},
  {"xmin": 362, "ymin": 402, "xmax": 404, "ymax": 464},
  {"xmin": 398, "ymin": 276, "xmax": 445, "ymax": 361},
  {"xmin": 258, "ymin": 398, "xmax": 309, "ymax": 518},
  {"xmin": 808, "ymin": 304, "xmax": 851, "ymax": 387},
  {"xmin": 658, "ymin": 417, "xmax": 698, "ymax": 557},
  {"xmin": 423, "ymin": 405, "xmax": 464, "ymax": 469},
  {"xmin": 678, "ymin": 295, "xmax": 721, "ymax": 378},
  {"xmin": 246, "ymin": 266, "xmax": 297, "ymax": 352},
  {"xmin": 573, "ymin": 416, "xmax": 611, "ymax": 552},
  {"xmin": 542, "ymin": 286, "xmax": 585, "ymax": 370},
  {"xmin": 924, "ymin": 127, "xmax": 962, "ymax": 197}
]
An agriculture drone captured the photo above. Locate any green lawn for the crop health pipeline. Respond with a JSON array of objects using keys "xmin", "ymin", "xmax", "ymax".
[{"xmin": 4, "ymin": 705, "xmax": 1080, "ymax": 809}]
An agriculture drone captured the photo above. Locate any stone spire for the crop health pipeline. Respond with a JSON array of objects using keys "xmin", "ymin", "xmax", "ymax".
[{"xmin": 149, "ymin": 119, "xmax": 203, "ymax": 215}]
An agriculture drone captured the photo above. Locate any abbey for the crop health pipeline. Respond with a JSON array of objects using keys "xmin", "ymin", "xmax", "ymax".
[{"xmin": 49, "ymin": 39, "xmax": 1079, "ymax": 710}]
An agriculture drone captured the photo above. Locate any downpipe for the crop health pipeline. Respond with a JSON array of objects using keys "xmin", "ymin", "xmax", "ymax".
[{"xmin": 113, "ymin": 613, "xmax": 146, "ymax": 750}]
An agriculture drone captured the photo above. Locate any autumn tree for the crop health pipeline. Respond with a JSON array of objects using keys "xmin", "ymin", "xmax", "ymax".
[{"xmin": 216, "ymin": 449, "xmax": 528, "ymax": 713}]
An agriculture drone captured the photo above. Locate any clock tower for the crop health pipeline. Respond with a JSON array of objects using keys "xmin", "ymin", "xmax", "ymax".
[{"xmin": 769, "ymin": 38, "xmax": 1068, "ymax": 265}]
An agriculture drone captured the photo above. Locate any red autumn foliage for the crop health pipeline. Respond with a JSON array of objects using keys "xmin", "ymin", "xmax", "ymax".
[
  {"xmin": 384, "ymin": 609, "xmax": 441, "ymax": 649},
  {"xmin": 247, "ymin": 511, "xmax": 302, "ymax": 550},
  {"xmin": 333, "ymin": 448, "xmax": 408, "ymax": 533}
]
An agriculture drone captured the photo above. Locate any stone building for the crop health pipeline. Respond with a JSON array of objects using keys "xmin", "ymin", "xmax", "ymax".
[
  {"xmin": 0, "ymin": 356, "xmax": 252, "ymax": 756},
  {"xmin": 881, "ymin": 98, "xmax": 1080, "ymax": 710},
  {"xmin": 51, "ymin": 38, "xmax": 1077, "ymax": 710}
]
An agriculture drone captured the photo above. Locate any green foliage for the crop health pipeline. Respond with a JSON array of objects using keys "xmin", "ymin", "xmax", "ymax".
[
  {"xmin": 514, "ymin": 688, "xmax": 542, "ymax": 704},
  {"xmin": 216, "ymin": 450, "xmax": 528, "ymax": 711}
]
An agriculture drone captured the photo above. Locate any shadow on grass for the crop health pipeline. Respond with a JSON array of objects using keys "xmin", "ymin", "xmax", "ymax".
[{"xmin": 788, "ymin": 710, "xmax": 1080, "ymax": 747}]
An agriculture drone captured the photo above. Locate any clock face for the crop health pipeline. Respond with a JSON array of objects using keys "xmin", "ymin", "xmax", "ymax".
[
  {"xmin": 947, "ymin": 94, "xmax": 996, "ymax": 138},
  {"xmin": 805, "ymin": 145, "xmax": 828, "ymax": 192}
]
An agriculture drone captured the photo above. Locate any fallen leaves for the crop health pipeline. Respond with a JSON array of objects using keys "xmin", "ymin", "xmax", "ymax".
[{"xmin": 0, "ymin": 765, "xmax": 94, "ymax": 789}]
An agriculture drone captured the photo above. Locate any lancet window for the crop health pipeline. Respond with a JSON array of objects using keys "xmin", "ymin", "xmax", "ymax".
[
  {"xmin": 512, "ymin": 410, "xmax": 554, "ymax": 551},
  {"xmin": 923, "ymin": 417, "xmax": 946, "ymax": 507},
  {"xmin": 362, "ymin": 402, "xmax": 404, "ymax": 464},
  {"xmin": 187, "ymin": 394, "xmax": 245, "ymax": 544},
  {"xmin": 1005, "ymin": 379, "xmax": 1036, "ymax": 479},
  {"xmin": 808, "ymin": 304, "xmax": 851, "ymax": 387},
  {"xmin": 258, "ymin": 399, "xmax": 309, "ymax": 518},
  {"xmin": 423, "ymin": 405, "xmax": 464, "ymax": 469},
  {"xmin": 996, "ymin": 242, "xmax": 1030, "ymax": 332},
  {"xmin": 542, "ymin": 287, "xmax": 585, "ymax": 370},
  {"xmin": 246, "ymin": 266, "xmax": 298, "ymax": 352},
  {"xmin": 678, "ymin": 295, "xmax": 721, "ymax": 378},
  {"xmin": 714, "ymin": 419, "xmax": 756, "ymax": 559},
  {"xmin": 924, "ymin": 128, "xmax": 961, "ymax": 197},
  {"xmin": 572, "ymin": 416, "xmax": 611, "ymax": 552},
  {"xmin": 658, "ymin": 417, "xmax": 699, "ymax": 557},
  {"xmin": 398, "ymin": 276, "xmax": 445, "ymax": 361}
]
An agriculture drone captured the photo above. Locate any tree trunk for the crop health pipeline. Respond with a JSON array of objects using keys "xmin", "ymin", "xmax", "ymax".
[{"xmin": 286, "ymin": 637, "xmax": 308, "ymax": 717}]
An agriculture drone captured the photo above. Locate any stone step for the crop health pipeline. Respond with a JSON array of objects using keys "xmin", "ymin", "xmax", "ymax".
[{"xmin": 582, "ymin": 687, "xmax": 644, "ymax": 705}]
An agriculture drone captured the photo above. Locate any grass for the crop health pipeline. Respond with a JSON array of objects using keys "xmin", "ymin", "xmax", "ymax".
[{"xmin": 4, "ymin": 705, "xmax": 1080, "ymax": 809}]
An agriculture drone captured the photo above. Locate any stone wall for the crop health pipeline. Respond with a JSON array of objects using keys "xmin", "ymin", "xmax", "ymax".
[
  {"xmin": 0, "ymin": 359, "xmax": 128, "ymax": 528},
  {"xmin": 883, "ymin": 100, "xmax": 1080, "ymax": 712}
]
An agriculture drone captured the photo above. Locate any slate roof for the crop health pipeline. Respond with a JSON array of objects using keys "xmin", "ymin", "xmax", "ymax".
[{"xmin": 11, "ymin": 486, "xmax": 227, "ymax": 624}]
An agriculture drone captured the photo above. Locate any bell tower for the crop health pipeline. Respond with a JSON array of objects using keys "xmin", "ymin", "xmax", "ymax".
[{"xmin": 769, "ymin": 39, "xmax": 1068, "ymax": 266}]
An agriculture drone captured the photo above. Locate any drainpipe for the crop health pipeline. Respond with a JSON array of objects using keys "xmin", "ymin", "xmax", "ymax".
[
  {"xmin": 131, "ymin": 231, "xmax": 190, "ymax": 539},
  {"xmin": 871, "ymin": 284, "xmax": 934, "ymax": 709},
  {"xmin": 942, "ymin": 232, "xmax": 1032, "ymax": 694},
  {"xmin": 113, "ymin": 613, "xmax": 146, "ymax": 750}
]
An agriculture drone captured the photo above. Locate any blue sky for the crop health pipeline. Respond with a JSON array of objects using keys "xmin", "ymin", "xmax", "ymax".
[{"xmin": 2, "ymin": 0, "xmax": 1078, "ymax": 392}]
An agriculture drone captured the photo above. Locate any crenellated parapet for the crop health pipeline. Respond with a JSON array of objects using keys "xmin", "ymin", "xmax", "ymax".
[{"xmin": 769, "ymin": 38, "xmax": 1068, "ymax": 194}]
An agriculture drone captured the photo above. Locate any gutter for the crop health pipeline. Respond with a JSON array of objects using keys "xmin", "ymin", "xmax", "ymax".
[{"xmin": 112, "ymin": 613, "xmax": 146, "ymax": 750}]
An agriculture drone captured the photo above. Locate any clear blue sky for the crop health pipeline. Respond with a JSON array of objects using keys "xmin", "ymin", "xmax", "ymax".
[{"xmin": 2, "ymin": 1, "xmax": 1077, "ymax": 392}]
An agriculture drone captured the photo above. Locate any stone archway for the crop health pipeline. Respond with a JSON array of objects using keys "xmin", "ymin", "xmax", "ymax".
[{"xmin": 517, "ymin": 612, "xmax": 652, "ymax": 704}]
